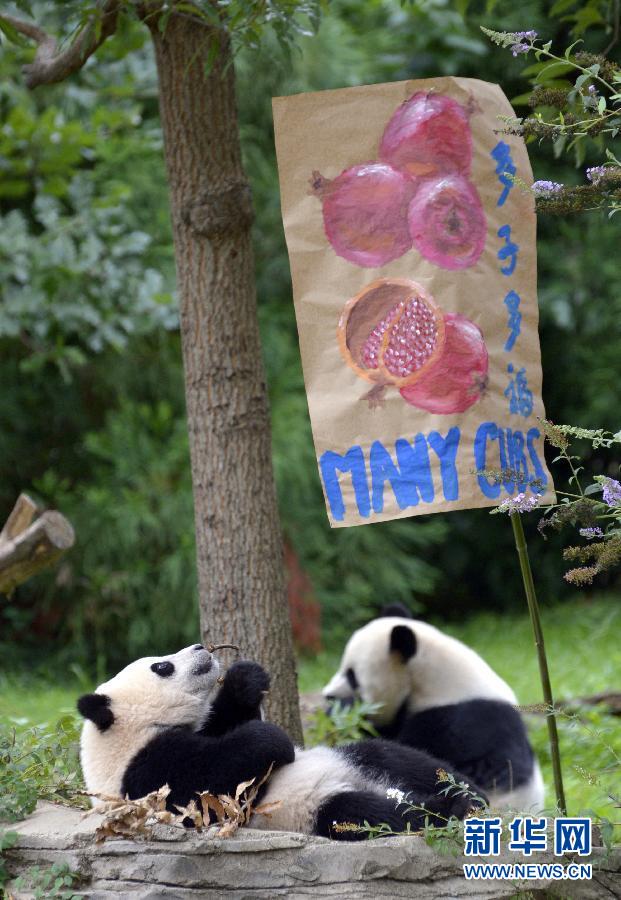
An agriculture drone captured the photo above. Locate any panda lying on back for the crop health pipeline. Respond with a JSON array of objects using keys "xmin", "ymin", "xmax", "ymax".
[
  {"xmin": 323, "ymin": 605, "xmax": 544, "ymax": 812},
  {"xmin": 78, "ymin": 644, "xmax": 485, "ymax": 840}
]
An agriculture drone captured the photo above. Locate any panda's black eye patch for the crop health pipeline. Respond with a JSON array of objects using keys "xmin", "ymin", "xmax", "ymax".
[
  {"xmin": 345, "ymin": 667, "xmax": 358, "ymax": 691},
  {"xmin": 151, "ymin": 661, "xmax": 175, "ymax": 677}
]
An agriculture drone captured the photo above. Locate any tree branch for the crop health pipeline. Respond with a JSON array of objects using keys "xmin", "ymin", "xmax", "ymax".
[{"xmin": 1, "ymin": 2, "xmax": 121, "ymax": 89}]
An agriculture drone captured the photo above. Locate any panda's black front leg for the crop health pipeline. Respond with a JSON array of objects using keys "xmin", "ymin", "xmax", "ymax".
[{"xmin": 200, "ymin": 660, "xmax": 270, "ymax": 737}]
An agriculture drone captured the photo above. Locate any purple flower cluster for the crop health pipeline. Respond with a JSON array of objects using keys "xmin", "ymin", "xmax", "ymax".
[
  {"xmin": 586, "ymin": 166, "xmax": 606, "ymax": 184},
  {"xmin": 532, "ymin": 180, "xmax": 564, "ymax": 196},
  {"xmin": 497, "ymin": 492, "xmax": 540, "ymax": 515},
  {"xmin": 510, "ymin": 30, "xmax": 537, "ymax": 56},
  {"xmin": 602, "ymin": 477, "xmax": 621, "ymax": 507},
  {"xmin": 579, "ymin": 526, "xmax": 604, "ymax": 539}
]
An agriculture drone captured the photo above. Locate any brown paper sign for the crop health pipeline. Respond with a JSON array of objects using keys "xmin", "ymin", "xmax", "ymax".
[{"xmin": 272, "ymin": 77, "xmax": 555, "ymax": 528}]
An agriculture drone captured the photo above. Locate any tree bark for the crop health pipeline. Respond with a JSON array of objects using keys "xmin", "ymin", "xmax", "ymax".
[{"xmin": 148, "ymin": 14, "xmax": 302, "ymax": 742}]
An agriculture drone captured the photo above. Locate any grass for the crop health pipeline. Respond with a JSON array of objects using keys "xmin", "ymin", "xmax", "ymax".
[
  {"xmin": 1, "ymin": 594, "xmax": 619, "ymax": 832},
  {"xmin": 0, "ymin": 680, "xmax": 82, "ymax": 726}
]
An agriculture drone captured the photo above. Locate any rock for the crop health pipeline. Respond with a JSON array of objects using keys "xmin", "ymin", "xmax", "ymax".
[{"xmin": 4, "ymin": 802, "xmax": 620, "ymax": 899}]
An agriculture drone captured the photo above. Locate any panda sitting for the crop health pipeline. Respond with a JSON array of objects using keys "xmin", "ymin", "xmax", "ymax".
[
  {"xmin": 78, "ymin": 643, "xmax": 485, "ymax": 841},
  {"xmin": 322, "ymin": 605, "xmax": 544, "ymax": 812}
]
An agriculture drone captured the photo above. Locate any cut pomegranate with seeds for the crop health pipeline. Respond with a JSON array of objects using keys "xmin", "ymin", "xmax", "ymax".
[{"xmin": 338, "ymin": 278, "xmax": 445, "ymax": 391}]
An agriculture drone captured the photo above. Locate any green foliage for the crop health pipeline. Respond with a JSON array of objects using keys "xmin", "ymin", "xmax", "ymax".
[
  {"xmin": 529, "ymin": 703, "xmax": 620, "ymax": 846},
  {"xmin": 0, "ymin": 831, "xmax": 19, "ymax": 890},
  {"xmin": 0, "ymin": 186, "xmax": 176, "ymax": 376},
  {"xmin": 0, "ymin": 13, "xmax": 175, "ymax": 378},
  {"xmin": 0, "ymin": 0, "xmax": 324, "ymax": 64},
  {"xmin": 29, "ymin": 391, "xmax": 199, "ymax": 672},
  {"xmin": 0, "ymin": 716, "xmax": 86, "ymax": 823},
  {"xmin": 305, "ymin": 699, "xmax": 380, "ymax": 747},
  {"xmin": 10, "ymin": 861, "xmax": 84, "ymax": 900}
]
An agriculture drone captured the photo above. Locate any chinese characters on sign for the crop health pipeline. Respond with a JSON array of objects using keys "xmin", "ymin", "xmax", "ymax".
[{"xmin": 491, "ymin": 141, "xmax": 533, "ymax": 423}]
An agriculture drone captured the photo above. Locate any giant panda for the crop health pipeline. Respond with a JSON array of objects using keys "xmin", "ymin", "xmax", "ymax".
[
  {"xmin": 78, "ymin": 643, "xmax": 485, "ymax": 841},
  {"xmin": 322, "ymin": 605, "xmax": 544, "ymax": 812}
]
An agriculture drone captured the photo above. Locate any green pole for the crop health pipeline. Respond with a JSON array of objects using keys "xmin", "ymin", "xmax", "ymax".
[{"xmin": 510, "ymin": 512, "xmax": 567, "ymax": 816}]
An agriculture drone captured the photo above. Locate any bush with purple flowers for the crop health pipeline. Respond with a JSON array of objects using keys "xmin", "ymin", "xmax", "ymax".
[
  {"xmin": 482, "ymin": 28, "xmax": 621, "ymax": 216},
  {"xmin": 491, "ymin": 422, "xmax": 621, "ymax": 585}
]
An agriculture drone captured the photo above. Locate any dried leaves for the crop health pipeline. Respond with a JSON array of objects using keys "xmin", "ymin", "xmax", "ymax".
[
  {"xmin": 83, "ymin": 786, "xmax": 176, "ymax": 843},
  {"xmin": 195, "ymin": 764, "xmax": 281, "ymax": 839},
  {"xmin": 83, "ymin": 766, "xmax": 281, "ymax": 843}
]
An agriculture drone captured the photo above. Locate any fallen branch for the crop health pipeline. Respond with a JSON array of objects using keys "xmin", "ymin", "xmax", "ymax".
[
  {"xmin": 521, "ymin": 692, "xmax": 621, "ymax": 717},
  {"xmin": 0, "ymin": 494, "xmax": 75, "ymax": 595},
  {"xmin": 0, "ymin": 2, "xmax": 121, "ymax": 90}
]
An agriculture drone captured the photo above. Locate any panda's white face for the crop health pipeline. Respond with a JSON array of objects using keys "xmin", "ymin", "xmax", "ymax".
[
  {"xmin": 79, "ymin": 644, "xmax": 220, "ymax": 799},
  {"xmin": 95, "ymin": 643, "xmax": 220, "ymax": 730},
  {"xmin": 322, "ymin": 619, "xmax": 413, "ymax": 726}
]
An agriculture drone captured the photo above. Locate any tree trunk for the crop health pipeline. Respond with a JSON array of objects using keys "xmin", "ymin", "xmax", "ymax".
[{"xmin": 148, "ymin": 14, "xmax": 302, "ymax": 742}]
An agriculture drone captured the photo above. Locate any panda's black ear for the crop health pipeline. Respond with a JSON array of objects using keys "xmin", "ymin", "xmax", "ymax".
[
  {"xmin": 389, "ymin": 625, "xmax": 417, "ymax": 662},
  {"xmin": 77, "ymin": 693, "xmax": 114, "ymax": 731},
  {"xmin": 378, "ymin": 602, "xmax": 413, "ymax": 619}
]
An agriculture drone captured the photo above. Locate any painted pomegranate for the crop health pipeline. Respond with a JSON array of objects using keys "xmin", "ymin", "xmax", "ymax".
[
  {"xmin": 338, "ymin": 278, "xmax": 446, "ymax": 405},
  {"xmin": 379, "ymin": 91, "xmax": 472, "ymax": 178},
  {"xmin": 400, "ymin": 312, "xmax": 488, "ymax": 414},
  {"xmin": 310, "ymin": 162, "xmax": 414, "ymax": 268},
  {"xmin": 407, "ymin": 174, "xmax": 487, "ymax": 270}
]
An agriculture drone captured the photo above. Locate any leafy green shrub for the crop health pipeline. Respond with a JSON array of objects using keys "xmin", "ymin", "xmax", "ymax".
[
  {"xmin": 0, "ymin": 716, "xmax": 86, "ymax": 823},
  {"xmin": 29, "ymin": 395, "xmax": 199, "ymax": 673},
  {"xmin": 0, "ymin": 831, "xmax": 18, "ymax": 891},
  {"xmin": 11, "ymin": 861, "xmax": 84, "ymax": 900},
  {"xmin": 305, "ymin": 700, "xmax": 380, "ymax": 747}
]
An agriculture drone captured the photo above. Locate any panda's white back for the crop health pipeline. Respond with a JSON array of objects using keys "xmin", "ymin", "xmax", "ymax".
[{"xmin": 400, "ymin": 619, "xmax": 518, "ymax": 711}]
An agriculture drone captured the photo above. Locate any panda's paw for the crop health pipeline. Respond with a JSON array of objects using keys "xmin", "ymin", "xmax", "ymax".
[
  {"xmin": 422, "ymin": 786, "xmax": 487, "ymax": 824},
  {"xmin": 223, "ymin": 660, "xmax": 270, "ymax": 710}
]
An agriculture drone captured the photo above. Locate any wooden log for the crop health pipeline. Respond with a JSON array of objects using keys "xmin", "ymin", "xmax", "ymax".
[
  {"xmin": 0, "ymin": 495, "xmax": 75, "ymax": 595},
  {"xmin": 0, "ymin": 493, "xmax": 37, "ymax": 542}
]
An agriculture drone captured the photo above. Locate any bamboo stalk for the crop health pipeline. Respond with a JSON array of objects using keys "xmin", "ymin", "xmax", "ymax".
[{"xmin": 510, "ymin": 512, "xmax": 567, "ymax": 815}]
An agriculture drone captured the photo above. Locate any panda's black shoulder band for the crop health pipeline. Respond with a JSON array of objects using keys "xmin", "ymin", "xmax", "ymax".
[{"xmin": 77, "ymin": 693, "xmax": 115, "ymax": 731}]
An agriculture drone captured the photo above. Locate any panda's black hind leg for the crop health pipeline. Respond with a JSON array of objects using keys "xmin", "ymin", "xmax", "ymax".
[
  {"xmin": 314, "ymin": 790, "xmax": 466, "ymax": 842},
  {"xmin": 315, "ymin": 791, "xmax": 411, "ymax": 841}
]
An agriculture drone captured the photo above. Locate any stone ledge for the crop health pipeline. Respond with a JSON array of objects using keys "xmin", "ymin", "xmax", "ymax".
[{"xmin": 4, "ymin": 803, "xmax": 620, "ymax": 899}]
